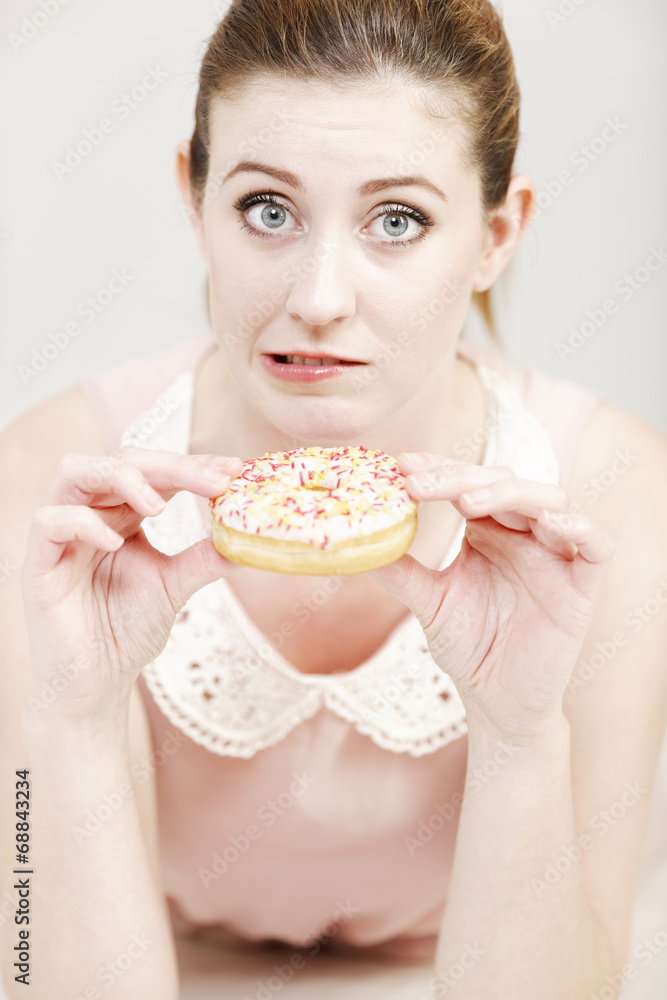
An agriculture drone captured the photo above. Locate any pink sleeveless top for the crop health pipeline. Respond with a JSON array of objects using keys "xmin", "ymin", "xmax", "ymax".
[{"xmin": 76, "ymin": 332, "xmax": 603, "ymax": 960}]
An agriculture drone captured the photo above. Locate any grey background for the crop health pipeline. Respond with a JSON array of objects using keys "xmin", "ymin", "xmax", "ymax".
[
  {"xmin": 1, "ymin": 6, "xmax": 667, "ymax": 999},
  {"xmin": 1, "ymin": 0, "xmax": 665, "ymax": 432}
]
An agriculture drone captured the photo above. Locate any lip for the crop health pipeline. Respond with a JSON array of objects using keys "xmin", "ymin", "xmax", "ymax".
[{"xmin": 260, "ymin": 353, "xmax": 367, "ymax": 383}]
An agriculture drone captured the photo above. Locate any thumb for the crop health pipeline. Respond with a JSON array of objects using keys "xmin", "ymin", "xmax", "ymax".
[
  {"xmin": 160, "ymin": 537, "xmax": 242, "ymax": 611},
  {"xmin": 368, "ymin": 552, "xmax": 441, "ymax": 629}
]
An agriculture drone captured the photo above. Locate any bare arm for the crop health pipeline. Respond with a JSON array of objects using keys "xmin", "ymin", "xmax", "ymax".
[
  {"xmin": 0, "ymin": 395, "xmax": 179, "ymax": 999},
  {"xmin": 11, "ymin": 702, "xmax": 179, "ymax": 1000},
  {"xmin": 371, "ymin": 404, "xmax": 667, "ymax": 997},
  {"xmin": 429, "ymin": 407, "xmax": 667, "ymax": 998},
  {"xmin": 0, "ymin": 390, "xmax": 243, "ymax": 999},
  {"xmin": 431, "ymin": 716, "xmax": 620, "ymax": 998}
]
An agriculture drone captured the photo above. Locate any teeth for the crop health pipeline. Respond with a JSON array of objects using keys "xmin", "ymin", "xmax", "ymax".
[{"xmin": 284, "ymin": 356, "xmax": 344, "ymax": 366}]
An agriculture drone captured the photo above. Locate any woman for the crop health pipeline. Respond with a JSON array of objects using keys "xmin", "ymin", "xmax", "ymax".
[{"xmin": 2, "ymin": 1, "xmax": 666, "ymax": 997}]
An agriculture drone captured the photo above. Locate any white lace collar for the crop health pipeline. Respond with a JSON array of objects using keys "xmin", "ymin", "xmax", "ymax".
[{"xmin": 121, "ymin": 360, "xmax": 560, "ymax": 758}]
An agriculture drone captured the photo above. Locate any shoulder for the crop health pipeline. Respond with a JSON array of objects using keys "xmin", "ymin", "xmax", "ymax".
[
  {"xmin": 0, "ymin": 386, "xmax": 107, "ymax": 467},
  {"xmin": 0, "ymin": 387, "xmax": 108, "ymax": 569},
  {"xmin": 559, "ymin": 398, "xmax": 667, "ymax": 965},
  {"xmin": 565, "ymin": 395, "xmax": 667, "ymax": 632},
  {"xmin": 566, "ymin": 396, "xmax": 667, "ymax": 532},
  {"xmin": 0, "ymin": 389, "xmax": 164, "ymax": 893}
]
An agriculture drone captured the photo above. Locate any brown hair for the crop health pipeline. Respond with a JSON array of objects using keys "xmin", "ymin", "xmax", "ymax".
[{"xmin": 187, "ymin": 0, "xmax": 522, "ymax": 343}]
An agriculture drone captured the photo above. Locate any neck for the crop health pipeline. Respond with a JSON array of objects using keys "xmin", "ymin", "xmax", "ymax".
[{"xmin": 191, "ymin": 344, "xmax": 488, "ymax": 468}]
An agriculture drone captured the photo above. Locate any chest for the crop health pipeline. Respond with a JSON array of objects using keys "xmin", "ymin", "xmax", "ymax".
[
  {"xmin": 195, "ymin": 493, "xmax": 462, "ymax": 675},
  {"xmin": 224, "ymin": 569, "xmax": 414, "ymax": 674}
]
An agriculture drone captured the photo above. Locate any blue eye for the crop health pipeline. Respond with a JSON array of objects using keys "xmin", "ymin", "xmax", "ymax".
[
  {"xmin": 234, "ymin": 191, "xmax": 296, "ymax": 235},
  {"xmin": 232, "ymin": 189, "xmax": 434, "ymax": 247},
  {"xmin": 369, "ymin": 202, "xmax": 434, "ymax": 246}
]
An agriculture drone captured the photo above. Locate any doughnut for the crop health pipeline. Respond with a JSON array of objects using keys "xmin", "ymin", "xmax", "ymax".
[{"xmin": 209, "ymin": 445, "xmax": 419, "ymax": 575}]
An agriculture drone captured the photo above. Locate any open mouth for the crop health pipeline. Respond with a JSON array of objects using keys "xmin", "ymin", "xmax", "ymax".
[{"xmin": 272, "ymin": 355, "xmax": 364, "ymax": 366}]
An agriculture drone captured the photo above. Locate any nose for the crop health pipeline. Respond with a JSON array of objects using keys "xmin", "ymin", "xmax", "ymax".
[{"xmin": 284, "ymin": 234, "xmax": 356, "ymax": 328}]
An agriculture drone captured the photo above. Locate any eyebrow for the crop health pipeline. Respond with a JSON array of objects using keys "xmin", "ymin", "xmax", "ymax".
[{"xmin": 221, "ymin": 160, "xmax": 447, "ymax": 202}]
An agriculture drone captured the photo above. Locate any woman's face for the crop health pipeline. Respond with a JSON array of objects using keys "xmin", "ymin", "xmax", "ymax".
[{"xmin": 189, "ymin": 76, "xmax": 500, "ymax": 445}]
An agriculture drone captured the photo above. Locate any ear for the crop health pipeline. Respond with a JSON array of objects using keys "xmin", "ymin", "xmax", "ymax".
[
  {"xmin": 472, "ymin": 174, "xmax": 537, "ymax": 293},
  {"xmin": 175, "ymin": 139, "xmax": 207, "ymax": 260}
]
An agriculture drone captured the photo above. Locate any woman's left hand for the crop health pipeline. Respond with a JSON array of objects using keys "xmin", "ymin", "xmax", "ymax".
[{"xmin": 368, "ymin": 453, "xmax": 616, "ymax": 742}]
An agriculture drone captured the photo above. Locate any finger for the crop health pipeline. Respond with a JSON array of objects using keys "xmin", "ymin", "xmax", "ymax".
[
  {"xmin": 533, "ymin": 509, "xmax": 616, "ymax": 565},
  {"xmin": 453, "ymin": 479, "xmax": 569, "ymax": 527},
  {"xmin": 46, "ymin": 449, "xmax": 243, "ymax": 511},
  {"xmin": 397, "ymin": 452, "xmax": 464, "ymax": 473},
  {"xmin": 46, "ymin": 452, "xmax": 167, "ymax": 515},
  {"xmin": 22, "ymin": 505, "xmax": 123, "ymax": 578},
  {"xmin": 366, "ymin": 551, "xmax": 441, "ymax": 630},
  {"xmin": 404, "ymin": 463, "xmax": 516, "ymax": 502},
  {"xmin": 113, "ymin": 447, "xmax": 244, "ymax": 501},
  {"xmin": 159, "ymin": 537, "xmax": 243, "ymax": 613},
  {"xmin": 527, "ymin": 516, "xmax": 579, "ymax": 560}
]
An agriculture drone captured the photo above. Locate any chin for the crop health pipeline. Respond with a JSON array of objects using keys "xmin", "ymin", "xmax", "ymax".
[{"xmin": 267, "ymin": 400, "xmax": 379, "ymax": 448}]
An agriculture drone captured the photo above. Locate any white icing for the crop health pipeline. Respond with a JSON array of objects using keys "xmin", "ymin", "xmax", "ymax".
[{"xmin": 210, "ymin": 447, "xmax": 417, "ymax": 549}]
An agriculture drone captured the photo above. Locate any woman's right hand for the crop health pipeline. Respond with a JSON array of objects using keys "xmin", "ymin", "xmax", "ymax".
[{"xmin": 20, "ymin": 446, "xmax": 243, "ymax": 724}]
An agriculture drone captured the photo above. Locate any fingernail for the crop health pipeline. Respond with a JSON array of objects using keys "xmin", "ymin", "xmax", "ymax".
[
  {"xmin": 142, "ymin": 484, "xmax": 165, "ymax": 511},
  {"xmin": 401, "ymin": 452, "xmax": 428, "ymax": 469},
  {"xmin": 105, "ymin": 526, "xmax": 123, "ymax": 548}
]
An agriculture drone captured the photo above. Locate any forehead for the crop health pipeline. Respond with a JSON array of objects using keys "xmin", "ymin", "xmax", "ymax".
[{"xmin": 206, "ymin": 75, "xmax": 474, "ymax": 190}]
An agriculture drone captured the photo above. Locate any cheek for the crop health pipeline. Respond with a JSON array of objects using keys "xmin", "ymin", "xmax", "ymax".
[
  {"xmin": 386, "ymin": 230, "xmax": 477, "ymax": 320},
  {"xmin": 207, "ymin": 241, "xmax": 283, "ymax": 353},
  {"xmin": 208, "ymin": 237, "xmax": 256, "ymax": 302},
  {"xmin": 378, "ymin": 263, "xmax": 473, "ymax": 364},
  {"xmin": 424, "ymin": 266, "xmax": 470, "ymax": 311},
  {"xmin": 425, "ymin": 240, "xmax": 479, "ymax": 308}
]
